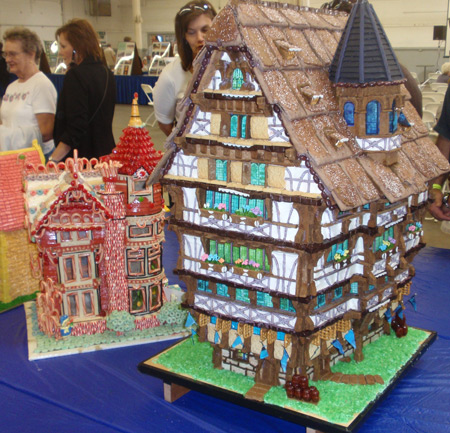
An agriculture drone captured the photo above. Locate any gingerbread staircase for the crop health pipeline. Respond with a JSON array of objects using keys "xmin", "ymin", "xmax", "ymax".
[{"xmin": 244, "ymin": 383, "xmax": 273, "ymax": 401}]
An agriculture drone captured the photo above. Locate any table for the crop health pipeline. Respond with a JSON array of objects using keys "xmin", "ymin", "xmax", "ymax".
[
  {"xmin": 47, "ymin": 74, "xmax": 158, "ymax": 105},
  {"xmin": 1, "ymin": 231, "xmax": 449, "ymax": 433}
]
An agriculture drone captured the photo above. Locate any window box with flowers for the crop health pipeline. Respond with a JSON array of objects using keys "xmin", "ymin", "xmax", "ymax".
[
  {"xmin": 333, "ymin": 248, "xmax": 350, "ymax": 269},
  {"xmin": 199, "ymin": 254, "xmax": 264, "ymax": 279},
  {"xmin": 200, "ymin": 203, "xmax": 229, "ymax": 221},
  {"xmin": 406, "ymin": 222, "xmax": 422, "ymax": 239},
  {"xmin": 377, "ymin": 237, "xmax": 397, "ymax": 259},
  {"xmin": 229, "ymin": 205, "xmax": 265, "ymax": 227},
  {"xmin": 199, "ymin": 254, "xmax": 228, "ymax": 273}
]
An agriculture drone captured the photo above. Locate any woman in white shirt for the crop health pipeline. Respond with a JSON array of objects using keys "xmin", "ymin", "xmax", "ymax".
[
  {"xmin": 0, "ymin": 27, "xmax": 56, "ymax": 158},
  {"xmin": 153, "ymin": 1, "xmax": 216, "ymax": 136}
]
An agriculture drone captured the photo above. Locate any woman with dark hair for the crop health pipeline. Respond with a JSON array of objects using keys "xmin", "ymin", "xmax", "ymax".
[
  {"xmin": 0, "ymin": 28, "xmax": 56, "ymax": 156},
  {"xmin": 49, "ymin": 19, "xmax": 116, "ymax": 162},
  {"xmin": 153, "ymin": 1, "xmax": 216, "ymax": 136}
]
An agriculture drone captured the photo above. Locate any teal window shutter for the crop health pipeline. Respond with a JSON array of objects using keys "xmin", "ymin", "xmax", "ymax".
[
  {"xmin": 241, "ymin": 115, "xmax": 247, "ymax": 138},
  {"xmin": 230, "ymin": 115, "xmax": 238, "ymax": 137}
]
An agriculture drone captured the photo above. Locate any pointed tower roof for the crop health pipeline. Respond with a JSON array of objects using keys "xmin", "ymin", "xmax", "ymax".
[
  {"xmin": 329, "ymin": 0, "xmax": 404, "ymax": 85},
  {"xmin": 110, "ymin": 93, "xmax": 163, "ymax": 176}
]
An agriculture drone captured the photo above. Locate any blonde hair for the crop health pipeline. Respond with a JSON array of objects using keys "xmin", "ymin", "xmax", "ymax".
[{"xmin": 441, "ymin": 62, "xmax": 450, "ymax": 75}]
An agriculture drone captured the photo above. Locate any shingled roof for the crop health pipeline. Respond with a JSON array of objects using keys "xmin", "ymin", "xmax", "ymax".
[
  {"xmin": 155, "ymin": 0, "xmax": 449, "ymax": 211},
  {"xmin": 329, "ymin": 0, "xmax": 404, "ymax": 84}
]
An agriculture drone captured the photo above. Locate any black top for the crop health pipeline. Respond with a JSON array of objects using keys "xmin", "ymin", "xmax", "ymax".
[
  {"xmin": 54, "ymin": 56, "xmax": 116, "ymax": 160},
  {"xmin": 329, "ymin": 0, "xmax": 404, "ymax": 84},
  {"xmin": 435, "ymin": 86, "xmax": 450, "ymax": 142}
]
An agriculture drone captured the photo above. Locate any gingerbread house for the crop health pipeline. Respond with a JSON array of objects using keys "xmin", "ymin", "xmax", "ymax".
[
  {"xmin": 24, "ymin": 99, "xmax": 166, "ymax": 338},
  {"xmin": 151, "ymin": 0, "xmax": 450, "ymax": 386},
  {"xmin": 0, "ymin": 143, "xmax": 42, "ymax": 310}
]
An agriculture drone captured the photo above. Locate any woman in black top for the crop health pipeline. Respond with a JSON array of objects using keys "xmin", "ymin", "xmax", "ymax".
[{"xmin": 50, "ymin": 19, "xmax": 116, "ymax": 162}]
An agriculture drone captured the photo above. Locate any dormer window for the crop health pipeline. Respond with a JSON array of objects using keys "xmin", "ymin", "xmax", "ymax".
[
  {"xmin": 232, "ymin": 68, "xmax": 244, "ymax": 90},
  {"xmin": 274, "ymin": 40, "xmax": 301, "ymax": 60},
  {"xmin": 389, "ymin": 100, "xmax": 398, "ymax": 133},
  {"xmin": 298, "ymin": 84, "xmax": 323, "ymax": 106},
  {"xmin": 343, "ymin": 101, "xmax": 355, "ymax": 126},
  {"xmin": 366, "ymin": 100, "xmax": 380, "ymax": 135}
]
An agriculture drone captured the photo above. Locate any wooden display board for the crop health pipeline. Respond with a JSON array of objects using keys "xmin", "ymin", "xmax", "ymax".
[{"xmin": 139, "ymin": 328, "xmax": 436, "ymax": 433}]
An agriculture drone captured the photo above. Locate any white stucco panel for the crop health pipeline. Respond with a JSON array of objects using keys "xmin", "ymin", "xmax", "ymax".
[
  {"xmin": 167, "ymin": 150, "xmax": 198, "ymax": 178},
  {"xmin": 285, "ymin": 166, "xmax": 321, "ymax": 194}
]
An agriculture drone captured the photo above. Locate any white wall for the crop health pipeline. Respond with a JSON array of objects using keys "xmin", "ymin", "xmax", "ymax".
[{"xmin": 0, "ymin": 0, "xmax": 448, "ymax": 51}]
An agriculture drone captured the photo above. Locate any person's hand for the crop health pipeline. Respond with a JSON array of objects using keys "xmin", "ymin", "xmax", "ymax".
[{"xmin": 428, "ymin": 188, "xmax": 450, "ymax": 220}]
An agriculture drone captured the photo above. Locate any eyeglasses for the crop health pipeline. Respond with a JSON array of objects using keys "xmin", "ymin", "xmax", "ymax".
[
  {"xmin": 1, "ymin": 51, "xmax": 24, "ymax": 59},
  {"xmin": 178, "ymin": 3, "xmax": 210, "ymax": 16}
]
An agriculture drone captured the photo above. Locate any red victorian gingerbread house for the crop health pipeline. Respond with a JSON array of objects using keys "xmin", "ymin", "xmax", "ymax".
[{"xmin": 23, "ymin": 97, "xmax": 167, "ymax": 338}]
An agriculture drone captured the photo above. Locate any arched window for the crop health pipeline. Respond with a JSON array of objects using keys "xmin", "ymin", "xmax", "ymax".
[
  {"xmin": 389, "ymin": 100, "xmax": 398, "ymax": 133},
  {"xmin": 232, "ymin": 68, "xmax": 244, "ymax": 90},
  {"xmin": 366, "ymin": 100, "xmax": 380, "ymax": 135},
  {"xmin": 230, "ymin": 115, "xmax": 239, "ymax": 137},
  {"xmin": 343, "ymin": 101, "xmax": 355, "ymax": 126}
]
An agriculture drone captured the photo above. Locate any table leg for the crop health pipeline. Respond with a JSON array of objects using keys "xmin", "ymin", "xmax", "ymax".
[{"xmin": 163, "ymin": 382, "xmax": 190, "ymax": 403}]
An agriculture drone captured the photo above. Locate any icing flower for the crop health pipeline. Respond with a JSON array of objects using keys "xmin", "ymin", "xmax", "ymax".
[
  {"xmin": 217, "ymin": 203, "xmax": 226, "ymax": 210},
  {"xmin": 219, "ymin": 258, "xmax": 225, "ymax": 264},
  {"xmin": 201, "ymin": 253, "xmax": 209, "ymax": 261}
]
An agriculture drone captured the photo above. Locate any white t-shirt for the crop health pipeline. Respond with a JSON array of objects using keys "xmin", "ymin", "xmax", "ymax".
[
  {"xmin": 153, "ymin": 56, "xmax": 192, "ymax": 125},
  {"xmin": 0, "ymin": 71, "xmax": 57, "ymax": 153}
]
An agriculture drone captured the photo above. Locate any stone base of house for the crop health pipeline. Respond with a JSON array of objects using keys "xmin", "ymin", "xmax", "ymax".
[{"xmin": 219, "ymin": 323, "xmax": 386, "ymax": 384}]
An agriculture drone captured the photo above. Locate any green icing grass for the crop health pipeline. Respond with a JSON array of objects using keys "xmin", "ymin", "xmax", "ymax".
[
  {"xmin": 154, "ymin": 328, "xmax": 430, "ymax": 425},
  {"xmin": 0, "ymin": 292, "xmax": 38, "ymax": 313},
  {"xmin": 29, "ymin": 302, "xmax": 187, "ymax": 353},
  {"xmin": 155, "ymin": 336, "xmax": 255, "ymax": 394}
]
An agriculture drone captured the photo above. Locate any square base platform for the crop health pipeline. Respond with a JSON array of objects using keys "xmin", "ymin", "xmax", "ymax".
[{"xmin": 138, "ymin": 327, "xmax": 436, "ymax": 433}]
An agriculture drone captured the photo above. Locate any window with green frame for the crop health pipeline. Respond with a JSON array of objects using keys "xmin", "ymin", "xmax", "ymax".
[
  {"xmin": 205, "ymin": 190, "xmax": 265, "ymax": 217},
  {"xmin": 327, "ymin": 240, "xmax": 349, "ymax": 262},
  {"xmin": 215, "ymin": 160, "xmax": 227, "ymax": 181},
  {"xmin": 373, "ymin": 226, "xmax": 394, "ymax": 252},
  {"xmin": 256, "ymin": 291, "xmax": 273, "ymax": 307},
  {"xmin": 250, "ymin": 163, "xmax": 266, "ymax": 186},
  {"xmin": 236, "ymin": 288, "xmax": 250, "ymax": 303},
  {"xmin": 350, "ymin": 282, "xmax": 358, "ymax": 294},
  {"xmin": 216, "ymin": 283, "xmax": 229, "ymax": 297},
  {"xmin": 209, "ymin": 240, "xmax": 270, "ymax": 271},
  {"xmin": 230, "ymin": 114, "xmax": 248, "ymax": 138},
  {"xmin": 280, "ymin": 298, "xmax": 295, "ymax": 312},
  {"xmin": 232, "ymin": 68, "xmax": 244, "ymax": 90},
  {"xmin": 334, "ymin": 286, "xmax": 343, "ymax": 299},
  {"xmin": 315, "ymin": 293, "xmax": 326, "ymax": 309},
  {"xmin": 198, "ymin": 280, "xmax": 212, "ymax": 293}
]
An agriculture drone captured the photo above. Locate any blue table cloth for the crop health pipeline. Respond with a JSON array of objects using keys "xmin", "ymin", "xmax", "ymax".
[
  {"xmin": 1, "ymin": 230, "xmax": 449, "ymax": 433},
  {"xmin": 47, "ymin": 74, "xmax": 157, "ymax": 105}
]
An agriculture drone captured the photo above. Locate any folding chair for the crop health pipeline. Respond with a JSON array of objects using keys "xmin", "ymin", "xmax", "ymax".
[
  {"xmin": 422, "ymin": 109, "xmax": 436, "ymax": 132},
  {"xmin": 140, "ymin": 83, "xmax": 158, "ymax": 128},
  {"xmin": 430, "ymin": 82, "xmax": 449, "ymax": 92},
  {"xmin": 424, "ymin": 102, "xmax": 442, "ymax": 117}
]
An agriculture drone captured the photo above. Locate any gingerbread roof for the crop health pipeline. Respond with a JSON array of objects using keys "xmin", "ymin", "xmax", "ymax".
[
  {"xmin": 329, "ymin": 0, "xmax": 404, "ymax": 84},
  {"xmin": 24, "ymin": 157, "xmax": 109, "ymax": 234},
  {"xmin": 0, "ymin": 144, "xmax": 43, "ymax": 231},
  {"xmin": 154, "ymin": 0, "xmax": 450, "ymax": 211},
  {"xmin": 110, "ymin": 94, "xmax": 163, "ymax": 176}
]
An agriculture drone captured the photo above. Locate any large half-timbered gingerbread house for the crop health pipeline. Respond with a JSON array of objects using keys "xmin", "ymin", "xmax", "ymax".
[
  {"xmin": 152, "ymin": 0, "xmax": 450, "ymax": 385},
  {"xmin": 24, "ymin": 99, "xmax": 166, "ymax": 338}
]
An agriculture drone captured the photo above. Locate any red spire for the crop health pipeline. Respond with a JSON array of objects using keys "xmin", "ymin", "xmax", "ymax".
[{"xmin": 109, "ymin": 94, "xmax": 163, "ymax": 176}]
